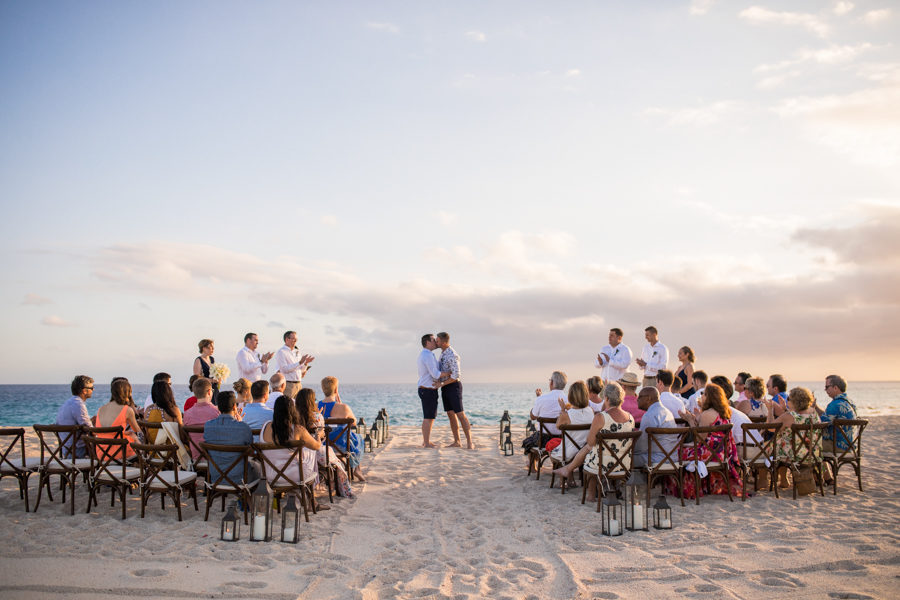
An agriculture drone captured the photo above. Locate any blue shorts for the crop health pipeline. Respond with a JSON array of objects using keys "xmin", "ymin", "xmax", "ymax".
[
  {"xmin": 418, "ymin": 387, "xmax": 439, "ymax": 419},
  {"xmin": 441, "ymin": 381, "xmax": 464, "ymax": 413}
]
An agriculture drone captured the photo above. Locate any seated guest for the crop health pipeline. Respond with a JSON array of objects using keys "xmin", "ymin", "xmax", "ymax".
[
  {"xmin": 242, "ymin": 380, "xmax": 273, "ymax": 442},
  {"xmin": 56, "ymin": 375, "xmax": 95, "ymax": 458},
  {"xmin": 723, "ymin": 383, "xmax": 762, "ymax": 446},
  {"xmin": 685, "ymin": 370, "xmax": 708, "ymax": 413},
  {"xmin": 765, "ymin": 386, "xmax": 820, "ymax": 488},
  {"xmin": 530, "ymin": 371, "xmax": 567, "ymax": 438},
  {"xmin": 550, "ymin": 381, "xmax": 595, "ymax": 463},
  {"xmin": 710, "ymin": 376, "xmax": 734, "ymax": 402},
  {"xmin": 93, "ymin": 377, "xmax": 141, "ymax": 459},
  {"xmin": 677, "ymin": 383, "xmax": 743, "ymax": 499},
  {"xmin": 204, "ymin": 391, "xmax": 260, "ymax": 485},
  {"xmin": 268, "ymin": 373, "xmax": 286, "ymax": 407},
  {"xmin": 618, "ymin": 372, "xmax": 645, "ymax": 421},
  {"xmin": 767, "ymin": 373, "xmax": 789, "ymax": 408},
  {"xmin": 143, "ymin": 372, "xmax": 172, "ymax": 411},
  {"xmin": 318, "ymin": 376, "xmax": 366, "ymax": 481},
  {"xmin": 633, "ymin": 387, "xmax": 677, "ymax": 467},
  {"xmin": 182, "ymin": 378, "xmax": 219, "ymax": 459},
  {"xmin": 674, "ymin": 346, "xmax": 696, "ymax": 398},
  {"xmin": 297, "ymin": 388, "xmax": 352, "ymax": 498},
  {"xmin": 734, "ymin": 372, "xmax": 752, "ymax": 404},
  {"xmin": 182, "ymin": 375, "xmax": 201, "ymax": 412},
  {"xmin": 233, "ymin": 378, "xmax": 252, "ymax": 409},
  {"xmin": 145, "ymin": 379, "xmax": 183, "ymax": 443},
  {"xmin": 552, "ymin": 381, "xmax": 635, "ymax": 501},
  {"xmin": 586, "ymin": 376, "xmax": 605, "ymax": 412},
  {"xmin": 259, "ymin": 395, "xmax": 321, "ymax": 505},
  {"xmin": 656, "ymin": 369, "xmax": 685, "ymax": 416},
  {"xmin": 815, "ymin": 374, "xmax": 858, "ymax": 453},
  {"xmin": 736, "ymin": 377, "xmax": 768, "ymax": 418}
]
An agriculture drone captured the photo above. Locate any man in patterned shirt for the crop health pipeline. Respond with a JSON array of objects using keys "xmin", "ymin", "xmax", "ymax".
[{"xmin": 436, "ymin": 331, "xmax": 475, "ymax": 449}]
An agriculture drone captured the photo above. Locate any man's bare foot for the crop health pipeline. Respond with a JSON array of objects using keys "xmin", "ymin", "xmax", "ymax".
[
  {"xmin": 423, "ymin": 442, "xmax": 437, "ymax": 448},
  {"xmin": 353, "ymin": 469, "xmax": 367, "ymax": 482},
  {"xmin": 446, "ymin": 441, "xmax": 461, "ymax": 448},
  {"xmin": 466, "ymin": 441, "xmax": 475, "ymax": 450}
]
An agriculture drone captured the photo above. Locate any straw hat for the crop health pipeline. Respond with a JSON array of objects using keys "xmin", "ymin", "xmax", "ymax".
[{"xmin": 618, "ymin": 372, "xmax": 640, "ymax": 387}]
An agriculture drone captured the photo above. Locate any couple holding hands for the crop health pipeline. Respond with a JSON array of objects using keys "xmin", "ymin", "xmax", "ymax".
[{"xmin": 416, "ymin": 332, "xmax": 474, "ymax": 450}]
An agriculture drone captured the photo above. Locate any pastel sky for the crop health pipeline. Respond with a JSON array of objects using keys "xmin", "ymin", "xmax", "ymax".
[{"xmin": 2, "ymin": 1, "xmax": 899, "ymax": 385}]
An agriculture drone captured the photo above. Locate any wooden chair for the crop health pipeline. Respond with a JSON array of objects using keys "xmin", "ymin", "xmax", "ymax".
[
  {"xmin": 319, "ymin": 425, "xmax": 338, "ymax": 503},
  {"xmin": 181, "ymin": 424, "xmax": 208, "ymax": 478},
  {"xmin": 32, "ymin": 425, "xmax": 92, "ymax": 515},
  {"xmin": 253, "ymin": 440, "xmax": 317, "ymax": 523},
  {"xmin": 528, "ymin": 417, "xmax": 560, "ymax": 480},
  {"xmin": 0, "ymin": 428, "xmax": 40, "ymax": 511},
  {"xmin": 749, "ymin": 416, "xmax": 768, "ymax": 423},
  {"xmin": 821, "ymin": 418, "xmax": 868, "ymax": 495},
  {"xmin": 324, "ymin": 417, "xmax": 355, "ymax": 481},
  {"xmin": 685, "ymin": 424, "xmax": 735, "ymax": 505},
  {"xmin": 82, "ymin": 435, "xmax": 141, "ymax": 519},
  {"xmin": 783, "ymin": 422, "xmax": 829, "ymax": 499},
  {"xmin": 131, "ymin": 442, "xmax": 199, "ymax": 521},
  {"xmin": 582, "ymin": 430, "xmax": 641, "ymax": 512},
  {"xmin": 737, "ymin": 422, "xmax": 782, "ymax": 501},
  {"xmin": 641, "ymin": 427, "xmax": 689, "ymax": 507},
  {"xmin": 548, "ymin": 423, "xmax": 592, "ymax": 494},
  {"xmin": 85, "ymin": 426, "xmax": 132, "ymax": 462},
  {"xmin": 198, "ymin": 441, "xmax": 255, "ymax": 523}
]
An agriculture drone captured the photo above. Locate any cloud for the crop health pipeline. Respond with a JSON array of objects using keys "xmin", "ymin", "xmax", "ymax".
[
  {"xmin": 22, "ymin": 293, "xmax": 52, "ymax": 305},
  {"xmin": 752, "ymin": 43, "xmax": 875, "ymax": 88},
  {"xmin": 689, "ymin": 0, "xmax": 716, "ymax": 16},
  {"xmin": 739, "ymin": 6, "xmax": 830, "ymax": 38},
  {"xmin": 792, "ymin": 203, "xmax": 900, "ymax": 267},
  {"xmin": 465, "ymin": 30, "xmax": 486, "ymax": 42},
  {"xmin": 833, "ymin": 1, "xmax": 854, "ymax": 16},
  {"xmin": 267, "ymin": 321, "xmax": 285, "ymax": 329},
  {"xmin": 565, "ymin": 69, "xmax": 581, "ymax": 78},
  {"xmin": 643, "ymin": 100, "xmax": 745, "ymax": 127},
  {"xmin": 365, "ymin": 22, "xmax": 399, "ymax": 34},
  {"xmin": 438, "ymin": 211, "xmax": 457, "ymax": 226},
  {"xmin": 861, "ymin": 9, "xmax": 891, "ymax": 25},
  {"xmin": 138, "ymin": 302, "xmax": 151, "ymax": 310},
  {"xmin": 321, "ymin": 215, "xmax": 338, "ymax": 226},
  {"xmin": 41, "ymin": 315, "xmax": 75, "ymax": 327}
]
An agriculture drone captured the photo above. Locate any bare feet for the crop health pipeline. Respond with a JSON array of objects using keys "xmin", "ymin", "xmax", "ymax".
[
  {"xmin": 552, "ymin": 467, "xmax": 570, "ymax": 479},
  {"xmin": 466, "ymin": 441, "xmax": 475, "ymax": 450},
  {"xmin": 353, "ymin": 469, "xmax": 367, "ymax": 482},
  {"xmin": 446, "ymin": 441, "xmax": 461, "ymax": 448},
  {"xmin": 422, "ymin": 442, "xmax": 437, "ymax": 449}
]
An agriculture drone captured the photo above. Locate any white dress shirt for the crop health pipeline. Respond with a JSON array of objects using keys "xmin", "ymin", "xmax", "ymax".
[
  {"xmin": 598, "ymin": 343, "xmax": 633, "ymax": 382},
  {"xmin": 275, "ymin": 344, "xmax": 306, "ymax": 383},
  {"xmin": 531, "ymin": 389, "xmax": 565, "ymax": 435},
  {"xmin": 685, "ymin": 388, "xmax": 704, "ymax": 413},
  {"xmin": 417, "ymin": 349, "xmax": 441, "ymax": 388},
  {"xmin": 640, "ymin": 342, "xmax": 668, "ymax": 376},
  {"xmin": 236, "ymin": 346, "xmax": 268, "ymax": 382},
  {"xmin": 659, "ymin": 391, "xmax": 685, "ymax": 417},
  {"xmin": 730, "ymin": 407, "xmax": 763, "ymax": 445}
]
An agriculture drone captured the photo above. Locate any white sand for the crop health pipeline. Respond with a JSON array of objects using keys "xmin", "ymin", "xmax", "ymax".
[{"xmin": 1, "ymin": 419, "xmax": 898, "ymax": 599}]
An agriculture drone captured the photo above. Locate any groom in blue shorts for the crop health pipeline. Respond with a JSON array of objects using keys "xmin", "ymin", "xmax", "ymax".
[{"xmin": 417, "ymin": 333, "xmax": 442, "ymax": 448}]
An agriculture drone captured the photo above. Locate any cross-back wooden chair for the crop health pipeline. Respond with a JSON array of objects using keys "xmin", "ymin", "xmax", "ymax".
[
  {"xmin": 749, "ymin": 416, "xmax": 768, "ymax": 423},
  {"xmin": 180, "ymin": 424, "xmax": 208, "ymax": 478},
  {"xmin": 32, "ymin": 424, "xmax": 91, "ymax": 515},
  {"xmin": 582, "ymin": 430, "xmax": 642, "ymax": 512},
  {"xmin": 85, "ymin": 425, "xmax": 134, "ymax": 463},
  {"xmin": 784, "ymin": 422, "xmax": 829, "ymax": 499},
  {"xmin": 528, "ymin": 417, "xmax": 560, "ymax": 480},
  {"xmin": 0, "ymin": 428, "xmax": 40, "ymax": 511},
  {"xmin": 319, "ymin": 425, "xmax": 338, "ymax": 503},
  {"xmin": 252, "ymin": 439, "xmax": 317, "ymax": 523},
  {"xmin": 685, "ymin": 423, "xmax": 735, "ymax": 505},
  {"xmin": 131, "ymin": 442, "xmax": 199, "ymax": 521},
  {"xmin": 324, "ymin": 417, "xmax": 355, "ymax": 481},
  {"xmin": 822, "ymin": 418, "xmax": 868, "ymax": 495},
  {"xmin": 641, "ymin": 427, "xmax": 689, "ymax": 507},
  {"xmin": 198, "ymin": 441, "xmax": 255, "ymax": 523},
  {"xmin": 548, "ymin": 423, "xmax": 592, "ymax": 494},
  {"xmin": 82, "ymin": 435, "xmax": 141, "ymax": 519},
  {"xmin": 737, "ymin": 422, "xmax": 782, "ymax": 501}
]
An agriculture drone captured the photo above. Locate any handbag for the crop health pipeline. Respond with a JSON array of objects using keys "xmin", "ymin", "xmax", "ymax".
[{"xmin": 791, "ymin": 464, "xmax": 816, "ymax": 496}]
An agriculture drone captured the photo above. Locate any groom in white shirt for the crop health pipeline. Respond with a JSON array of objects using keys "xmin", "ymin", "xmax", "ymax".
[
  {"xmin": 636, "ymin": 325, "xmax": 668, "ymax": 388},
  {"xmin": 596, "ymin": 327, "xmax": 632, "ymax": 382}
]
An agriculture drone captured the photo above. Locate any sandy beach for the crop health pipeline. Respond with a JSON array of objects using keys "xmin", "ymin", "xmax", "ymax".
[{"xmin": 1, "ymin": 419, "xmax": 898, "ymax": 599}]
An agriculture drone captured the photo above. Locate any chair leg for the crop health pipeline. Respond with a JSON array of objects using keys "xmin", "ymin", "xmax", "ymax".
[
  {"xmin": 204, "ymin": 493, "xmax": 212, "ymax": 522},
  {"xmin": 121, "ymin": 486, "xmax": 127, "ymax": 519},
  {"xmin": 175, "ymin": 490, "xmax": 183, "ymax": 522},
  {"xmin": 21, "ymin": 474, "xmax": 31, "ymax": 512},
  {"xmin": 33, "ymin": 473, "xmax": 46, "ymax": 513},
  {"xmin": 69, "ymin": 476, "xmax": 76, "ymax": 516},
  {"xmin": 694, "ymin": 470, "xmax": 701, "ymax": 506},
  {"xmin": 192, "ymin": 484, "xmax": 199, "ymax": 511},
  {"xmin": 856, "ymin": 461, "xmax": 863, "ymax": 492}
]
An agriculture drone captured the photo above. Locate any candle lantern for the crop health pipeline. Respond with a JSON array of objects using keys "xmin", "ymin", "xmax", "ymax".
[
  {"xmin": 356, "ymin": 417, "xmax": 366, "ymax": 437},
  {"xmin": 502, "ymin": 423, "xmax": 512, "ymax": 448},
  {"xmin": 249, "ymin": 478, "xmax": 273, "ymax": 542},
  {"xmin": 364, "ymin": 431, "xmax": 373, "ymax": 452},
  {"xmin": 525, "ymin": 419, "xmax": 536, "ymax": 437},
  {"xmin": 370, "ymin": 425, "xmax": 380, "ymax": 448},
  {"xmin": 624, "ymin": 474, "xmax": 649, "ymax": 531},
  {"xmin": 381, "ymin": 407, "xmax": 389, "ymax": 439},
  {"xmin": 280, "ymin": 495, "xmax": 300, "ymax": 543},
  {"xmin": 601, "ymin": 493, "xmax": 623, "ymax": 536},
  {"xmin": 221, "ymin": 502, "xmax": 240, "ymax": 541},
  {"xmin": 375, "ymin": 414, "xmax": 385, "ymax": 444},
  {"xmin": 499, "ymin": 410, "xmax": 511, "ymax": 447},
  {"xmin": 652, "ymin": 495, "xmax": 673, "ymax": 530},
  {"xmin": 503, "ymin": 437, "xmax": 514, "ymax": 456}
]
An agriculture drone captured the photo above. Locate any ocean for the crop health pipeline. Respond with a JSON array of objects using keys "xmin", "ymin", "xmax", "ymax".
[{"xmin": 1, "ymin": 381, "xmax": 897, "ymax": 428}]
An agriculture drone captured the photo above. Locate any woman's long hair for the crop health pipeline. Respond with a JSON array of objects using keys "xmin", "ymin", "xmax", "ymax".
[
  {"xmin": 271, "ymin": 395, "xmax": 300, "ymax": 446},
  {"xmin": 151, "ymin": 381, "xmax": 179, "ymax": 419},
  {"xmin": 702, "ymin": 383, "xmax": 731, "ymax": 420},
  {"xmin": 110, "ymin": 378, "xmax": 132, "ymax": 406},
  {"xmin": 295, "ymin": 388, "xmax": 318, "ymax": 434}
]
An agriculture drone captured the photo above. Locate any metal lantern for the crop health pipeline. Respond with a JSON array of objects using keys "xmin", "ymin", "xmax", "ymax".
[
  {"xmin": 502, "ymin": 423, "xmax": 511, "ymax": 448},
  {"xmin": 601, "ymin": 494, "xmax": 623, "ymax": 536},
  {"xmin": 499, "ymin": 410, "xmax": 511, "ymax": 446},
  {"xmin": 221, "ymin": 502, "xmax": 240, "ymax": 541},
  {"xmin": 280, "ymin": 495, "xmax": 300, "ymax": 544},
  {"xmin": 525, "ymin": 419, "xmax": 536, "ymax": 437},
  {"xmin": 250, "ymin": 478, "xmax": 274, "ymax": 542},
  {"xmin": 624, "ymin": 474, "xmax": 649, "ymax": 531},
  {"xmin": 381, "ymin": 407, "xmax": 389, "ymax": 439},
  {"xmin": 364, "ymin": 431, "xmax": 373, "ymax": 452},
  {"xmin": 503, "ymin": 437, "xmax": 514, "ymax": 456},
  {"xmin": 652, "ymin": 495, "xmax": 673, "ymax": 530},
  {"xmin": 370, "ymin": 425, "xmax": 379, "ymax": 448},
  {"xmin": 375, "ymin": 415, "xmax": 385, "ymax": 444},
  {"xmin": 356, "ymin": 417, "xmax": 366, "ymax": 437}
]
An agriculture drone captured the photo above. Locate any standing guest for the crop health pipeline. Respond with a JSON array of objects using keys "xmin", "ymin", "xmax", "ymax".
[
  {"xmin": 436, "ymin": 332, "xmax": 474, "ymax": 449},
  {"xmin": 550, "ymin": 381, "xmax": 595, "ymax": 465},
  {"xmin": 618, "ymin": 372, "xmax": 645, "ymax": 422},
  {"xmin": 193, "ymin": 339, "xmax": 219, "ymax": 393},
  {"xmin": 633, "ymin": 386, "xmax": 677, "ymax": 467},
  {"xmin": 734, "ymin": 372, "xmax": 752, "ymax": 404},
  {"xmin": 767, "ymin": 374, "xmax": 789, "ymax": 409},
  {"xmin": 417, "ymin": 333, "xmax": 443, "ymax": 449},
  {"xmin": 56, "ymin": 375, "xmax": 94, "ymax": 458},
  {"xmin": 531, "ymin": 371, "xmax": 568, "ymax": 438},
  {"xmin": 242, "ymin": 380, "xmax": 273, "ymax": 442},
  {"xmin": 656, "ymin": 369, "xmax": 686, "ymax": 417},
  {"xmin": 93, "ymin": 378, "xmax": 140, "ymax": 460},
  {"xmin": 183, "ymin": 375, "xmax": 201, "ymax": 412},
  {"xmin": 596, "ymin": 328, "xmax": 633, "ymax": 383},
  {"xmin": 586, "ymin": 376, "xmax": 605, "ymax": 412},
  {"xmin": 275, "ymin": 330, "xmax": 314, "ymax": 400},
  {"xmin": 318, "ymin": 376, "xmax": 366, "ymax": 481},
  {"xmin": 235, "ymin": 332, "xmax": 274, "ymax": 382},
  {"xmin": 297, "ymin": 388, "xmax": 352, "ymax": 498},
  {"xmin": 636, "ymin": 325, "xmax": 668, "ymax": 388},
  {"xmin": 233, "ymin": 378, "xmax": 252, "ymax": 409},
  {"xmin": 204, "ymin": 391, "xmax": 260, "ymax": 485},
  {"xmin": 267, "ymin": 373, "xmax": 286, "ymax": 407},
  {"xmin": 815, "ymin": 374, "xmax": 858, "ymax": 453},
  {"xmin": 685, "ymin": 370, "xmax": 709, "ymax": 414},
  {"xmin": 143, "ymin": 372, "xmax": 172, "ymax": 411},
  {"xmin": 766, "ymin": 387, "xmax": 820, "ymax": 488},
  {"xmin": 145, "ymin": 379, "xmax": 183, "ymax": 443},
  {"xmin": 736, "ymin": 377, "xmax": 768, "ymax": 419},
  {"xmin": 182, "ymin": 379, "xmax": 219, "ymax": 459},
  {"xmin": 673, "ymin": 346, "xmax": 696, "ymax": 398}
]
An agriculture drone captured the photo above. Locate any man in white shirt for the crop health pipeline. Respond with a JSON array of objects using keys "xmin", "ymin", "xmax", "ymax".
[
  {"xmin": 530, "ymin": 371, "xmax": 567, "ymax": 437},
  {"xmin": 596, "ymin": 327, "xmax": 632, "ymax": 382},
  {"xmin": 267, "ymin": 373, "xmax": 287, "ymax": 407},
  {"xmin": 685, "ymin": 370, "xmax": 708, "ymax": 414},
  {"xmin": 417, "ymin": 333, "xmax": 443, "ymax": 449},
  {"xmin": 655, "ymin": 369, "xmax": 685, "ymax": 417},
  {"xmin": 235, "ymin": 332, "xmax": 274, "ymax": 382},
  {"xmin": 636, "ymin": 325, "xmax": 668, "ymax": 388},
  {"xmin": 275, "ymin": 330, "xmax": 314, "ymax": 400}
]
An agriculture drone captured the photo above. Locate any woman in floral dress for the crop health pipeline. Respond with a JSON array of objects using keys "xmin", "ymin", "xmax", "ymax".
[{"xmin": 765, "ymin": 386, "xmax": 821, "ymax": 487}]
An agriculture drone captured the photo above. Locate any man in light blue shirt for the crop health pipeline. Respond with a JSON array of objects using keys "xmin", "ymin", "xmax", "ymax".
[
  {"xmin": 55, "ymin": 375, "xmax": 94, "ymax": 458},
  {"xmin": 242, "ymin": 380, "xmax": 273, "ymax": 442},
  {"xmin": 633, "ymin": 386, "xmax": 677, "ymax": 467},
  {"xmin": 417, "ymin": 333, "xmax": 443, "ymax": 449}
]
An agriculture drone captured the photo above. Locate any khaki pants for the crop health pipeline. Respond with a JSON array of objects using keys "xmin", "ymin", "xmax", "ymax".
[
  {"xmin": 642, "ymin": 376, "xmax": 657, "ymax": 389},
  {"xmin": 283, "ymin": 381, "xmax": 302, "ymax": 400}
]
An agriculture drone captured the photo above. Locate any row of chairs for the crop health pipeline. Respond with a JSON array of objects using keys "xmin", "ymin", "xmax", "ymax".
[{"xmin": 526, "ymin": 416, "xmax": 867, "ymax": 510}]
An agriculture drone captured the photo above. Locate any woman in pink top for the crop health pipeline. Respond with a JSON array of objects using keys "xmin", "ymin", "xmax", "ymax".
[{"xmin": 617, "ymin": 372, "xmax": 646, "ymax": 421}]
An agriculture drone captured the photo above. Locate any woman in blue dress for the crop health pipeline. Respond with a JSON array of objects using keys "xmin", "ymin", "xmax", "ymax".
[{"xmin": 317, "ymin": 376, "xmax": 366, "ymax": 481}]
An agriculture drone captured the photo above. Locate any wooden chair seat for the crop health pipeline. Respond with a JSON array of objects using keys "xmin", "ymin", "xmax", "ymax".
[
  {"xmin": 82, "ymin": 435, "xmax": 140, "ymax": 519},
  {"xmin": 96, "ymin": 467, "xmax": 141, "ymax": 482},
  {"xmin": 528, "ymin": 417, "xmax": 560, "ymax": 480},
  {"xmin": 147, "ymin": 470, "xmax": 198, "ymax": 489},
  {"xmin": 132, "ymin": 442, "xmax": 200, "ymax": 521},
  {"xmin": 821, "ymin": 418, "xmax": 867, "ymax": 495}
]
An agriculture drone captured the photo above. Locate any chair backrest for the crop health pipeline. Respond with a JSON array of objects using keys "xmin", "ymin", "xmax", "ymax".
[
  {"xmin": 82, "ymin": 435, "xmax": 131, "ymax": 481},
  {"xmin": 252, "ymin": 440, "xmax": 308, "ymax": 490},
  {"xmin": 535, "ymin": 416, "xmax": 559, "ymax": 441},
  {"xmin": 749, "ymin": 415, "xmax": 768, "ymax": 423},
  {"xmin": 131, "ymin": 442, "xmax": 183, "ymax": 486},
  {"xmin": 0, "ymin": 428, "xmax": 26, "ymax": 471},
  {"xmin": 137, "ymin": 420, "xmax": 164, "ymax": 443},
  {"xmin": 644, "ymin": 427, "xmax": 689, "ymax": 470},
  {"xmin": 558, "ymin": 423, "xmax": 591, "ymax": 462},
  {"xmin": 739, "ymin": 422, "xmax": 782, "ymax": 465},
  {"xmin": 324, "ymin": 417, "xmax": 353, "ymax": 453},
  {"xmin": 87, "ymin": 426, "xmax": 124, "ymax": 437},
  {"xmin": 181, "ymin": 423, "xmax": 205, "ymax": 461},
  {"xmin": 33, "ymin": 424, "xmax": 82, "ymax": 469},
  {"xmin": 829, "ymin": 418, "xmax": 867, "ymax": 461},
  {"xmin": 594, "ymin": 430, "xmax": 642, "ymax": 476},
  {"xmin": 789, "ymin": 422, "xmax": 828, "ymax": 465},
  {"xmin": 198, "ymin": 442, "xmax": 251, "ymax": 490},
  {"xmin": 690, "ymin": 423, "xmax": 733, "ymax": 457}
]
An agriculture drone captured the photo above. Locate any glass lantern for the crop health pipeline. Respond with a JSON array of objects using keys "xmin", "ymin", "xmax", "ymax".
[
  {"xmin": 503, "ymin": 437, "xmax": 514, "ymax": 456},
  {"xmin": 625, "ymin": 474, "xmax": 649, "ymax": 531},
  {"xmin": 364, "ymin": 431, "xmax": 373, "ymax": 452},
  {"xmin": 221, "ymin": 502, "xmax": 240, "ymax": 541},
  {"xmin": 525, "ymin": 419, "xmax": 536, "ymax": 437},
  {"xmin": 280, "ymin": 495, "xmax": 300, "ymax": 544},
  {"xmin": 250, "ymin": 478, "xmax": 273, "ymax": 542},
  {"xmin": 356, "ymin": 417, "xmax": 366, "ymax": 437},
  {"xmin": 499, "ymin": 410, "xmax": 511, "ymax": 446},
  {"xmin": 653, "ymin": 495, "xmax": 673, "ymax": 530},
  {"xmin": 601, "ymin": 494, "xmax": 623, "ymax": 536},
  {"xmin": 502, "ymin": 423, "xmax": 512, "ymax": 449},
  {"xmin": 375, "ymin": 416, "xmax": 385, "ymax": 444},
  {"xmin": 381, "ymin": 407, "xmax": 389, "ymax": 438},
  {"xmin": 370, "ymin": 425, "xmax": 379, "ymax": 448}
]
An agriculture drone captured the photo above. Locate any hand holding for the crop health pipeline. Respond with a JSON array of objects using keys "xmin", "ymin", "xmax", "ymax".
[
  {"xmin": 600, "ymin": 352, "xmax": 609, "ymax": 363},
  {"xmin": 535, "ymin": 388, "xmax": 542, "ymax": 397}
]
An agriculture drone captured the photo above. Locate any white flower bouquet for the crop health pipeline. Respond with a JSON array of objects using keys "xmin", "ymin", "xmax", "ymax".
[{"xmin": 210, "ymin": 363, "xmax": 231, "ymax": 384}]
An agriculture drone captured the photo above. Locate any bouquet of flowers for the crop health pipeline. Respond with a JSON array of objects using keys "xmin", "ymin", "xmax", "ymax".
[{"xmin": 210, "ymin": 363, "xmax": 231, "ymax": 384}]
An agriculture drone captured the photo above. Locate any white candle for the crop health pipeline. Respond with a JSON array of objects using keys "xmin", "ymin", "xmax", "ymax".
[
  {"xmin": 633, "ymin": 508, "xmax": 644, "ymax": 529},
  {"xmin": 223, "ymin": 526, "xmax": 234, "ymax": 541},
  {"xmin": 283, "ymin": 526, "xmax": 295, "ymax": 541},
  {"xmin": 610, "ymin": 518, "xmax": 620, "ymax": 535},
  {"xmin": 661, "ymin": 515, "xmax": 671, "ymax": 528},
  {"xmin": 252, "ymin": 515, "xmax": 266, "ymax": 540}
]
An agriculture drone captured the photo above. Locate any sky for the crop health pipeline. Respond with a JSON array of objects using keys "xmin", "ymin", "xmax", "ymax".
[{"xmin": 1, "ymin": 1, "xmax": 899, "ymax": 385}]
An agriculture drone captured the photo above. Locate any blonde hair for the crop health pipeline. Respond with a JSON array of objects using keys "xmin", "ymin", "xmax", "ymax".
[
  {"xmin": 568, "ymin": 381, "xmax": 589, "ymax": 409},
  {"xmin": 788, "ymin": 387, "xmax": 814, "ymax": 412},
  {"xmin": 586, "ymin": 376, "xmax": 604, "ymax": 395},
  {"xmin": 232, "ymin": 378, "xmax": 251, "ymax": 395},
  {"xmin": 321, "ymin": 376, "xmax": 338, "ymax": 396}
]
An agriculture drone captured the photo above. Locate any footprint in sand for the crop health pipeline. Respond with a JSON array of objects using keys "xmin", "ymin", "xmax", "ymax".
[
  {"xmin": 590, "ymin": 593, "xmax": 620, "ymax": 599},
  {"xmin": 753, "ymin": 571, "xmax": 805, "ymax": 588},
  {"xmin": 221, "ymin": 581, "xmax": 267, "ymax": 589},
  {"xmin": 828, "ymin": 593, "xmax": 875, "ymax": 599},
  {"xmin": 229, "ymin": 564, "xmax": 271, "ymax": 573},
  {"xmin": 131, "ymin": 568, "xmax": 168, "ymax": 577}
]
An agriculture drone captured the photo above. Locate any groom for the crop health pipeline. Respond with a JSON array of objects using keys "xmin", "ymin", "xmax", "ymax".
[
  {"xmin": 436, "ymin": 332, "xmax": 474, "ymax": 449},
  {"xmin": 417, "ymin": 333, "xmax": 443, "ymax": 448}
]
